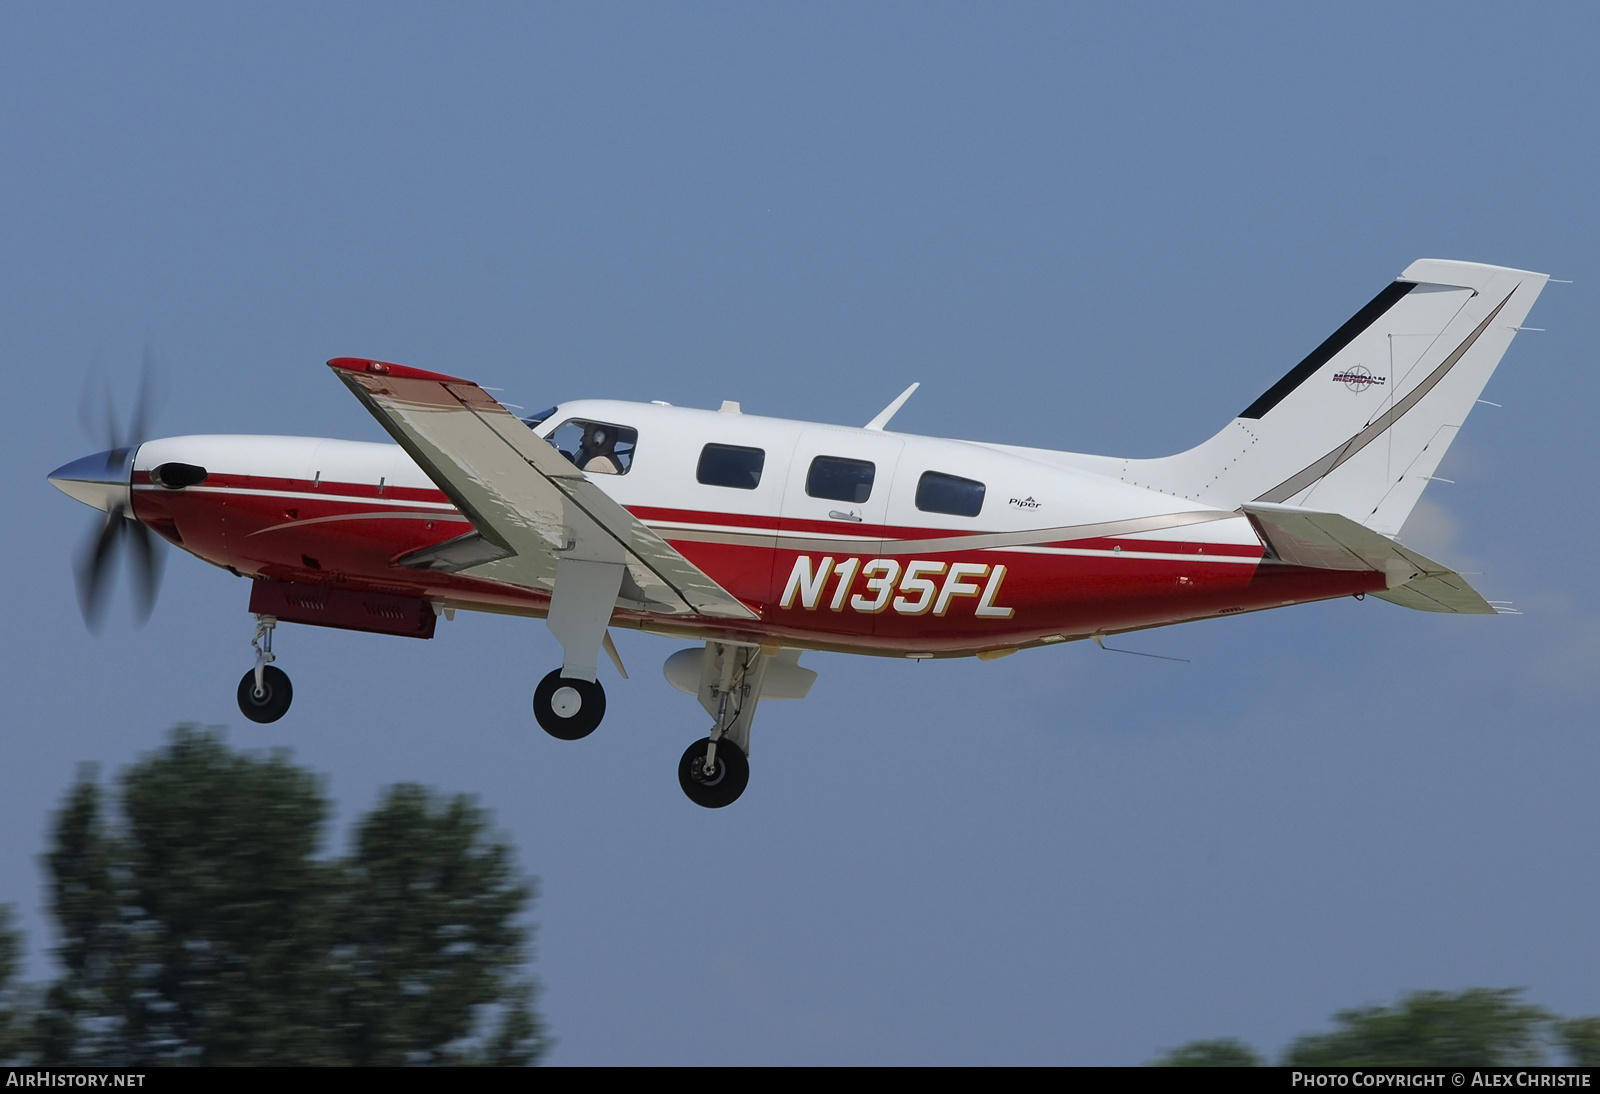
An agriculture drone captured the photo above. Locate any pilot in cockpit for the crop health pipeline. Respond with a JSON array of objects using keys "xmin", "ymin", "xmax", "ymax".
[{"xmin": 578, "ymin": 425, "xmax": 622, "ymax": 475}]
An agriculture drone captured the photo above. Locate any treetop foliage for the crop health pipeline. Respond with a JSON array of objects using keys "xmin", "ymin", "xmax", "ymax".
[
  {"xmin": 1285, "ymin": 989, "xmax": 1551, "ymax": 1067},
  {"xmin": 1149, "ymin": 1037, "xmax": 1263, "ymax": 1067},
  {"xmin": 1151, "ymin": 988, "xmax": 1598, "ymax": 1067},
  {"xmin": 4, "ymin": 725, "xmax": 549, "ymax": 1066}
]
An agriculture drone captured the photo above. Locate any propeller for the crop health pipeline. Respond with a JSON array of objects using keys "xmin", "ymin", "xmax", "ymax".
[{"xmin": 71, "ymin": 345, "xmax": 165, "ymax": 630}]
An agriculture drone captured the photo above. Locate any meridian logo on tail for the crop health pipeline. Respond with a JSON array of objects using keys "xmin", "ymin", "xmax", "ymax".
[{"xmin": 1331, "ymin": 365, "xmax": 1386, "ymax": 391}]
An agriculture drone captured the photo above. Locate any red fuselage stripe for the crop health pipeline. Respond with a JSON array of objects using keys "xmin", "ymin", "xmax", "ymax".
[{"xmin": 132, "ymin": 474, "xmax": 1369, "ymax": 654}]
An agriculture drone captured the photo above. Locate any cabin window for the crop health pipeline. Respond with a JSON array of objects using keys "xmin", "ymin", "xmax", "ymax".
[
  {"xmin": 548, "ymin": 419, "xmax": 637, "ymax": 475},
  {"xmin": 915, "ymin": 471, "xmax": 986, "ymax": 517},
  {"xmin": 806, "ymin": 456, "xmax": 875, "ymax": 503},
  {"xmin": 697, "ymin": 444, "xmax": 766, "ymax": 489}
]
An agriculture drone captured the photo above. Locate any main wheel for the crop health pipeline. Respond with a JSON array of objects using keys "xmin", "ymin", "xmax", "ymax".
[
  {"xmin": 533, "ymin": 670, "xmax": 605, "ymax": 740},
  {"xmin": 237, "ymin": 665, "xmax": 293, "ymax": 724},
  {"xmin": 678, "ymin": 737, "xmax": 749, "ymax": 808}
]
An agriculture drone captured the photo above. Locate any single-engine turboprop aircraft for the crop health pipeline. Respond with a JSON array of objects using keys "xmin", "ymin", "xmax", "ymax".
[{"xmin": 49, "ymin": 259, "xmax": 1546, "ymax": 806}]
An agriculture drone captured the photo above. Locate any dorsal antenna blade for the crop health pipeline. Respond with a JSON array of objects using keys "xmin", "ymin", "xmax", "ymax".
[{"xmin": 864, "ymin": 382, "xmax": 920, "ymax": 431}]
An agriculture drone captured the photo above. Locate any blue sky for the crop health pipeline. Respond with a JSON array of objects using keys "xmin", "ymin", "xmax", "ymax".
[{"xmin": 2, "ymin": 3, "xmax": 1597, "ymax": 1064}]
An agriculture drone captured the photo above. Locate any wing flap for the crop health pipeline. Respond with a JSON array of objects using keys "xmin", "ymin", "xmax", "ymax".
[
  {"xmin": 329, "ymin": 358, "xmax": 757, "ymax": 620},
  {"xmin": 1241, "ymin": 501, "xmax": 1495, "ymax": 615}
]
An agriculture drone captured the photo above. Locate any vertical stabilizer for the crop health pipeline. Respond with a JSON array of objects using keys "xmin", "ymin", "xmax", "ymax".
[{"xmin": 1113, "ymin": 260, "xmax": 1547, "ymax": 534}]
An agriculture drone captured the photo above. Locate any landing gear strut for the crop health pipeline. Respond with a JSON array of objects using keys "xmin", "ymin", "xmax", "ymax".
[
  {"xmin": 237, "ymin": 614, "xmax": 293, "ymax": 723},
  {"xmin": 533, "ymin": 669, "xmax": 605, "ymax": 740}
]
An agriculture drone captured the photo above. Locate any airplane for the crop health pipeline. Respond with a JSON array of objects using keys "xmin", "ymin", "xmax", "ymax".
[{"xmin": 48, "ymin": 259, "xmax": 1547, "ymax": 807}]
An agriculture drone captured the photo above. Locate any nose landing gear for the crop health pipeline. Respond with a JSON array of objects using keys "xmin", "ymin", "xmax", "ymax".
[{"xmin": 237, "ymin": 614, "xmax": 293, "ymax": 723}]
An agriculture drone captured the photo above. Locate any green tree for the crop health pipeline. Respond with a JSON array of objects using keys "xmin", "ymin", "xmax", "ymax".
[
  {"xmin": 1557, "ymin": 1017, "xmax": 1600, "ymax": 1066},
  {"xmin": 1149, "ymin": 1037, "xmax": 1262, "ymax": 1066},
  {"xmin": 32, "ymin": 774, "xmax": 135, "ymax": 1064},
  {"xmin": 331, "ymin": 784, "xmax": 543, "ymax": 1065},
  {"xmin": 0, "ymin": 907, "xmax": 38, "ymax": 1064},
  {"xmin": 1150, "ymin": 990, "xmax": 1600, "ymax": 1066},
  {"xmin": 1283, "ymin": 989, "xmax": 1551, "ymax": 1067},
  {"xmin": 32, "ymin": 726, "xmax": 547, "ymax": 1065},
  {"xmin": 121, "ymin": 733, "xmax": 335, "ymax": 1064}
]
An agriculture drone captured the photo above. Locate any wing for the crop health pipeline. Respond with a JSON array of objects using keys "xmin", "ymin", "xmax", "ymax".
[
  {"xmin": 1241, "ymin": 502, "xmax": 1495, "ymax": 615},
  {"xmin": 328, "ymin": 357, "xmax": 757, "ymax": 620}
]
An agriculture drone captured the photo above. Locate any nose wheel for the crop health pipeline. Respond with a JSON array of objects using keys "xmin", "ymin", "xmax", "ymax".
[
  {"xmin": 237, "ymin": 665, "xmax": 293, "ymax": 723},
  {"xmin": 678, "ymin": 737, "xmax": 749, "ymax": 808},
  {"xmin": 236, "ymin": 614, "xmax": 293, "ymax": 723},
  {"xmin": 533, "ymin": 669, "xmax": 606, "ymax": 740}
]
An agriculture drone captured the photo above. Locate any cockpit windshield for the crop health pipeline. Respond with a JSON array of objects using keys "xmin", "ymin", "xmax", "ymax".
[{"xmin": 547, "ymin": 418, "xmax": 638, "ymax": 475}]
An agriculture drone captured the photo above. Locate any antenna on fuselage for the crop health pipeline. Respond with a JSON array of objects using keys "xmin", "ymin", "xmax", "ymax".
[
  {"xmin": 1092, "ymin": 635, "xmax": 1189, "ymax": 663},
  {"xmin": 864, "ymin": 382, "xmax": 920, "ymax": 431}
]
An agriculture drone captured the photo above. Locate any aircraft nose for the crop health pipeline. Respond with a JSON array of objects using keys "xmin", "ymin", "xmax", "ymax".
[{"xmin": 48, "ymin": 448, "xmax": 135, "ymax": 512}]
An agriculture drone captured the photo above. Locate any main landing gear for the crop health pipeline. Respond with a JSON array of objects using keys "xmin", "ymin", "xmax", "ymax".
[
  {"xmin": 237, "ymin": 614, "xmax": 293, "ymax": 723},
  {"xmin": 668, "ymin": 642, "xmax": 773, "ymax": 809},
  {"xmin": 532, "ymin": 557, "xmax": 624, "ymax": 741},
  {"xmin": 533, "ymin": 669, "xmax": 605, "ymax": 740},
  {"xmin": 678, "ymin": 736, "xmax": 749, "ymax": 809},
  {"xmin": 535, "ymin": 639, "xmax": 767, "ymax": 809},
  {"xmin": 529, "ymin": 556, "xmax": 815, "ymax": 808}
]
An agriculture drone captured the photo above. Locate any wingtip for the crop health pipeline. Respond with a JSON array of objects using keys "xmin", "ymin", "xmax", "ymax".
[{"xmin": 326, "ymin": 357, "xmax": 471, "ymax": 384}]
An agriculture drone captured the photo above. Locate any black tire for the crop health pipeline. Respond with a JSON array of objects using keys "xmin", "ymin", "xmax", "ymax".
[
  {"xmin": 678, "ymin": 737, "xmax": 749, "ymax": 808},
  {"xmin": 237, "ymin": 665, "xmax": 293, "ymax": 724},
  {"xmin": 533, "ymin": 669, "xmax": 605, "ymax": 740}
]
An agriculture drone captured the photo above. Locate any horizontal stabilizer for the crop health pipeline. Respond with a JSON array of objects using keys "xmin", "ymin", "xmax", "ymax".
[{"xmin": 1242, "ymin": 502, "xmax": 1494, "ymax": 614}]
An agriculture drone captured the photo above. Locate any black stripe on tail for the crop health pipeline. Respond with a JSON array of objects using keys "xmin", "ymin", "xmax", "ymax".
[{"xmin": 1239, "ymin": 280, "xmax": 1417, "ymax": 419}]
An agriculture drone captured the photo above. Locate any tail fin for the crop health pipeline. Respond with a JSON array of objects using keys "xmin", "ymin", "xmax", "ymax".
[{"xmin": 1123, "ymin": 260, "xmax": 1548, "ymax": 535}]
